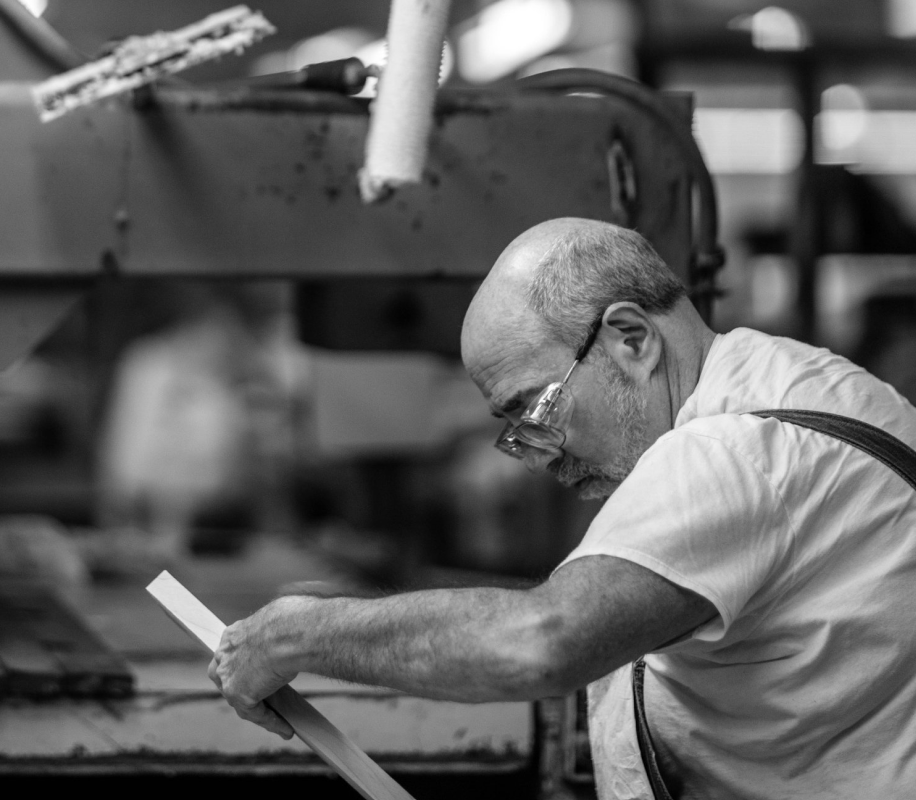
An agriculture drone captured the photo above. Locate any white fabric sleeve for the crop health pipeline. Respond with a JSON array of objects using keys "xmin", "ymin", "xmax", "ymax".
[{"xmin": 559, "ymin": 427, "xmax": 796, "ymax": 642}]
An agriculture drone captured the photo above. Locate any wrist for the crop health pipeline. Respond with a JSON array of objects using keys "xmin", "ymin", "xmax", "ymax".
[{"xmin": 265, "ymin": 594, "xmax": 315, "ymax": 675}]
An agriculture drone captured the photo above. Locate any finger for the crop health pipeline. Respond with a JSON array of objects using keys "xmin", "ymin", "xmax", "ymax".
[
  {"xmin": 207, "ymin": 657, "xmax": 222, "ymax": 690},
  {"xmin": 216, "ymin": 625, "xmax": 234, "ymax": 653},
  {"xmin": 234, "ymin": 700, "xmax": 295, "ymax": 740}
]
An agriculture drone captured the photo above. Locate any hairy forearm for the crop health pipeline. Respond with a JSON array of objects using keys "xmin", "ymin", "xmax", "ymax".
[
  {"xmin": 265, "ymin": 586, "xmax": 571, "ymax": 703},
  {"xmin": 215, "ymin": 557, "xmax": 715, "ymax": 718}
]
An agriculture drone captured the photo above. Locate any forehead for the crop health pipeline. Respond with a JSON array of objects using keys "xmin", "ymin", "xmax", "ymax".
[{"xmin": 468, "ymin": 335, "xmax": 571, "ymax": 417}]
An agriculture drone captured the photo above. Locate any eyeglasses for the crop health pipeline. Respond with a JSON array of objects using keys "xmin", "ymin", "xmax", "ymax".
[{"xmin": 495, "ymin": 315, "xmax": 603, "ymax": 460}]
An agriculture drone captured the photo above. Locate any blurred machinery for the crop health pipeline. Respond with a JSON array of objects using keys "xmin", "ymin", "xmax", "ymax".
[{"xmin": 0, "ymin": 3, "xmax": 722, "ymax": 797}]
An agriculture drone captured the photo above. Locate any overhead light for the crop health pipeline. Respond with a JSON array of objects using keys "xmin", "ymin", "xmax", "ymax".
[
  {"xmin": 818, "ymin": 84, "xmax": 868, "ymax": 155},
  {"xmin": 456, "ymin": 0, "xmax": 573, "ymax": 84},
  {"xmin": 887, "ymin": 0, "xmax": 916, "ymax": 38},
  {"xmin": 693, "ymin": 108, "xmax": 804, "ymax": 174},
  {"xmin": 729, "ymin": 6, "xmax": 810, "ymax": 51},
  {"xmin": 17, "ymin": 0, "xmax": 47, "ymax": 16},
  {"xmin": 818, "ymin": 111, "xmax": 916, "ymax": 174}
]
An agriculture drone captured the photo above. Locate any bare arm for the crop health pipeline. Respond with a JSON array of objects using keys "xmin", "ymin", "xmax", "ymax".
[{"xmin": 209, "ymin": 555, "xmax": 715, "ymax": 734}]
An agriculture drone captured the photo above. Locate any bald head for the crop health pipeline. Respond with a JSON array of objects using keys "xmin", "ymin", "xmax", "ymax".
[
  {"xmin": 461, "ymin": 218, "xmax": 687, "ymax": 375},
  {"xmin": 461, "ymin": 219, "xmax": 573, "ymax": 370}
]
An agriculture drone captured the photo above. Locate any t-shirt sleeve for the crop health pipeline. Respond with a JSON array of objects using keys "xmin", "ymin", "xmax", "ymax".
[{"xmin": 559, "ymin": 425, "xmax": 795, "ymax": 642}]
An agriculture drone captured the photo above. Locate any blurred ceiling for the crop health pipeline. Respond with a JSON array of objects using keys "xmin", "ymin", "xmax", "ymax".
[
  {"xmin": 647, "ymin": 0, "xmax": 888, "ymax": 42},
  {"xmin": 36, "ymin": 0, "xmax": 913, "ymax": 84}
]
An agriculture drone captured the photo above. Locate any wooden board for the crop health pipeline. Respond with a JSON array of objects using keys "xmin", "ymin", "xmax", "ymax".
[
  {"xmin": 0, "ymin": 581, "xmax": 133, "ymax": 698},
  {"xmin": 147, "ymin": 570, "xmax": 417, "ymax": 800}
]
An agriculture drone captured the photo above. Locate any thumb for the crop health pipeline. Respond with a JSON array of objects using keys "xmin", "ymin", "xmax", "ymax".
[
  {"xmin": 237, "ymin": 700, "xmax": 296, "ymax": 740},
  {"xmin": 262, "ymin": 704, "xmax": 296, "ymax": 740}
]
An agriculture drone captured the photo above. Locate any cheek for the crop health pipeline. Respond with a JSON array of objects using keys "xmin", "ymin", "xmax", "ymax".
[{"xmin": 564, "ymin": 415, "xmax": 622, "ymax": 464}]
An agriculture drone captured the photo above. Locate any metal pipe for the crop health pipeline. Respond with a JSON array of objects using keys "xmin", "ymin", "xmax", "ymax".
[{"xmin": 0, "ymin": 0, "xmax": 84, "ymax": 71}]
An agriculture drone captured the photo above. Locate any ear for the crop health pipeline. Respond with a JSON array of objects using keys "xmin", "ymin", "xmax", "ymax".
[{"xmin": 599, "ymin": 302, "xmax": 662, "ymax": 380}]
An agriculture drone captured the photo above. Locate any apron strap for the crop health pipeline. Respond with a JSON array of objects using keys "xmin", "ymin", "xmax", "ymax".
[
  {"xmin": 750, "ymin": 409, "xmax": 916, "ymax": 490},
  {"xmin": 632, "ymin": 658, "xmax": 675, "ymax": 800}
]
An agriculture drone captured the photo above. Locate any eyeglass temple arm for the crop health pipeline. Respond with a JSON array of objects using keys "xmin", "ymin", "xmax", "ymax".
[
  {"xmin": 562, "ymin": 316, "xmax": 604, "ymax": 382},
  {"xmin": 576, "ymin": 316, "xmax": 603, "ymax": 359}
]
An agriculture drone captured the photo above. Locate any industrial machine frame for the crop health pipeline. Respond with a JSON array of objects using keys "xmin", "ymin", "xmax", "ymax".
[{"xmin": 0, "ymin": 5, "xmax": 722, "ymax": 797}]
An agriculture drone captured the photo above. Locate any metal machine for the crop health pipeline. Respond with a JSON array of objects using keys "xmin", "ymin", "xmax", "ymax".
[{"xmin": 0, "ymin": 3, "xmax": 722, "ymax": 797}]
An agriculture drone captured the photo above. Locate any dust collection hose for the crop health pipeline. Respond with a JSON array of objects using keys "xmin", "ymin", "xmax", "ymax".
[
  {"xmin": 360, "ymin": 0, "xmax": 453, "ymax": 203},
  {"xmin": 516, "ymin": 69, "xmax": 726, "ymax": 320}
]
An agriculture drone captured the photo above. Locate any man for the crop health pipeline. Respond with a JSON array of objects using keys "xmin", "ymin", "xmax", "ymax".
[{"xmin": 210, "ymin": 218, "xmax": 916, "ymax": 798}]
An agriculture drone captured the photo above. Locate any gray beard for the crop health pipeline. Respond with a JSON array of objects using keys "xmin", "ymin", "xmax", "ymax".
[{"xmin": 549, "ymin": 356, "xmax": 649, "ymax": 500}]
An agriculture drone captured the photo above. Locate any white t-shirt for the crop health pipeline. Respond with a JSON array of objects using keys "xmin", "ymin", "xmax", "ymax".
[{"xmin": 562, "ymin": 327, "xmax": 916, "ymax": 800}]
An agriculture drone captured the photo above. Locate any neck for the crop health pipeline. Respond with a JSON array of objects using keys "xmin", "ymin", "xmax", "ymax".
[{"xmin": 648, "ymin": 298, "xmax": 717, "ymax": 436}]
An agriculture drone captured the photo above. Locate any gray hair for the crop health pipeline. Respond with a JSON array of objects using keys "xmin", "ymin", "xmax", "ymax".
[{"xmin": 524, "ymin": 224, "xmax": 686, "ymax": 349}]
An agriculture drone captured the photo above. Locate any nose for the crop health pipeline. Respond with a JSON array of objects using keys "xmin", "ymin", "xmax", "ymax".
[{"xmin": 523, "ymin": 446, "xmax": 561, "ymax": 474}]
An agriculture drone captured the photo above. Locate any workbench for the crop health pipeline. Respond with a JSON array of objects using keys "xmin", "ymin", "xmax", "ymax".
[{"xmin": 0, "ymin": 537, "xmax": 533, "ymax": 785}]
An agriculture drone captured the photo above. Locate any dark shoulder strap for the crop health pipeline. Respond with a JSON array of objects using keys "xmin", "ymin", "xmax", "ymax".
[{"xmin": 750, "ymin": 409, "xmax": 916, "ymax": 492}]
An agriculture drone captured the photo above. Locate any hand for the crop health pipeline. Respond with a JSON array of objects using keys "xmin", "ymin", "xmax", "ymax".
[{"xmin": 208, "ymin": 599, "xmax": 300, "ymax": 739}]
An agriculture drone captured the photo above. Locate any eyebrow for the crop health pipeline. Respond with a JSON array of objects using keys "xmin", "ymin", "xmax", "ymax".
[{"xmin": 489, "ymin": 388, "xmax": 537, "ymax": 419}]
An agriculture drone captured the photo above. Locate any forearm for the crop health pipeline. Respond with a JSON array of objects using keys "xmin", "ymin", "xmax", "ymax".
[
  {"xmin": 216, "ymin": 557, "xmax": 716, "ymax": 713},
  {"xmin": 266, "ymin": 586, "xmax": 569, "ymax": 703}
]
